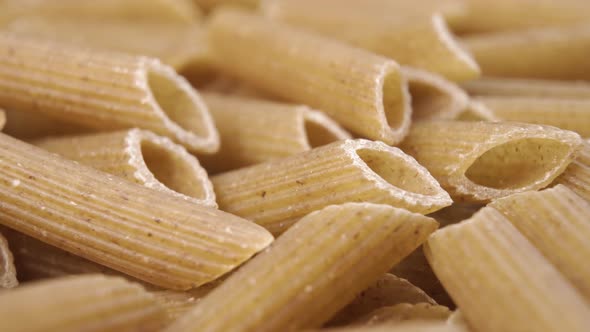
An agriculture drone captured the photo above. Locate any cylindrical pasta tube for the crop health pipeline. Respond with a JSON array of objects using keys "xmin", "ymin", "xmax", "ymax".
[
  {"xmin": 199, "ymin": 93, "xmax": 351, "ymax": 173},
  {"xmin": 307, "ymin": 321, "xmax": 466, "ymax": 332},
  {"xmin": 261, "ymin": 1, "xmax": 480, "ymax": 82},
  {"xmin": 400, "ymin": 121, "xmax": 582, "ymax": 202},
  {"xmin": 0, "ymin": 231, "xmax": 17, "ymax": 288},
  {"xmin": 34, "ymin": 129, "xmax": 216, "ymax": 207},
  {"xmin": 0, "ymin": 274, "xmax": 166, "ymax": 332},
  {"xmin": 212, "ymin": 139, "xmax": 451, "ymax": 235},
  {"xmin": 0, "ymin": 33, "xmax": 219, "ymax": 154},
  {"xmin": 354, "ymin": 303, "xmax": 452, "ymax": 326},
  {"xmin": 424, "ymin": 207, "xmax": 590, "ymax": 332},
  {"xmin": 456, "ymin": 100, "xmax": 497, "ymax": 121},
  {"xmin": 0, "ymin": 132, "xmax": 273, "ymax": 290},
  {"xmin": 207, "ymin": 9, "xmax": 412, "ymax": 145},
  {"xmin": 164, "ymin": 203, "xmax": 439, "ymax": 332},
  {"xmin": 555, "ymin": 140, "xmax": 590, "ymax": 201},
  {"xmin": 462, "ymin": 77, "xmax": 590, "ymax": 99},
  {"xmin": 463, "ymin": 24, "xmax": 590, "ymax": 80}
]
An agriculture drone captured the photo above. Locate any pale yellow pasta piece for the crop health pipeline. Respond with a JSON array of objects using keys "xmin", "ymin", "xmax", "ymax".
[
  {"xmin": 34, "ymin": 129, "xmax": 216, "ymax": 207},
  {"xmin": 0, "ymin": 274, "xmax": 166, "ymax": 332},
  {"xmin": 262, "ymin": 1, "xmax": 479, "ymax": 81},
  {"xmin": 207, "ymin": 9, "xmax": 411, "ymax": 144},
  {"xmin": 555, "ymin": 140, "xmax": 590, "ymax": 201},
  {"xmin": 463, "ymin": 24, "xmax": 590, "ymax": 80},
  {"xmin": 165, "ymin": 203, "xmax": 439, "ymax": 332},
  {"xmin": 400, "ymin": 121, "xmax": 582, "ymax": 202},
  {"xmin": 152, "ymin": 280, "xmax": 220, "ymax": 322},
  {"xmin": 462, "ymin": 77, "xmax": 590, "ymax": 99},
  {"xmin": 354, "ymin": 303, "xmax": 452, "ymax": 326},
  {"xmin": 456, "ymin": 100, "xmax": 497, "ymax": 121},
  {"xmin": 0, "ymin": 231, "xmax": 17, "ymax": 288},
  {"xmin": 0, "ymin": 33, "xmax": 218, "ymax": 154},
  {"xmin": 0, "ymin": 133, "xmax": 273, "ymax": 290},
  {"xmin": 308, "ymin": 321, "xmax": 466, "ymax": 332},
  {"xmin": 212, "ymin": 139, "xmax": 451, "ymax": 235},
  {"xmin": 424, "ymin": 207, "xmax": 590, "ymax": 332}
]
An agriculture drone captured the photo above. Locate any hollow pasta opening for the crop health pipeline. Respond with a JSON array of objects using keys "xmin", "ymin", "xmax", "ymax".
[
  {"xmin": 304, "ymin": 118, "xmax": 342, "ymax": 148},
  {"xmin": 382, "ymin": 71, "xmax": 406, "ymax": 130}
]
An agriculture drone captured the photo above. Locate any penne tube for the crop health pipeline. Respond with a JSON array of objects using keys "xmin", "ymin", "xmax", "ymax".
[
  {"xmin": 0, "ymin": 274, "xmax": 166, "ymax": 332},
  {"xmin": 354, "ymin": 303, "xmax": 452, "ymax": 326},
  {"xmin": 261, "ymin": 1, "xmax": 480, "ymax": 82},
  {"xmin": 0, "ymin": 231, "xmax": 17, "ymax": 288},
  {"xmin": 400, "ymin": 121, "xmax": 582, "ymax": 202},
  {"xmin": 463, "ymin": 24, "xmax": 590, "ymax": 80},
  {"xmin": 34, "ymin": 129, "xmax": 217, "ymax": 207},
  {"xmin": 165, "ymin": 203, "xmax": 439, "ymax": 332},
  {"xmin": 2, "ymin": 108, "xmax": 89, "ymax": 139},
  {"xmin": 152, "ymin": 281, "xmax": 220, "ymax": 322},
  {"xmin": 0, "ymin": 33, "xmax": 219, "ymax": 154},
  {"xmin": 212, "ymin": 139, "xmax": 451, "ymax": 235},
  {"xmin": 308, "ymin": 321, "xmax": 466, "ymax": 332},
  {"xmin": 0, "ymin": 132, "xmax": 273, "ymax": 290},
  {"xmin": 199, "ymin": 93, "xmax": 351, "ymax": 173},
  {"xmin": 462, "ymin": 77, "xmax": 590, "ymax": 99},
  {"xmin": 455, "ymin": 100, "xmax": 497, "ymax": 121},
  {"xmin": 207, "ymin": 9, "xmax": 411, "ymax": 145},
  {"xmin": 424, "ymin": 207, "xmax": 590, "ymax": 332},
  {"xmin": 555, "ymin": 140, "xmax": 590, "ymax": 201},
  {"xmin": 490, "ymin": 185, "xmax": 590, "ymax": 299}
]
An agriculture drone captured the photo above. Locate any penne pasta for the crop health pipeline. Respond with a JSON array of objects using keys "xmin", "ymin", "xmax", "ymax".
[
  {"xmin": 446, "ymin": 311, "xmax": 471, "ymax": 332},
  {"xmin": 0, "ymin": 132, "xmax": 273, "ymax": 290},
  {"xmin": 165, "ymin": 203, "xmax": 438, "ymax": 332},
  {"xmin": 400, "ymin": 121, "xmax": 582, "ymax": 202},
  {"xmin": 427, "ymin": 203, "xmax": 482, "ymax": 228},
  {"xmin": 462, "ymin": 77, "xmax": 590, "ymax": 99},
  {"xmin": 207, "ymin": 9, "xmax": 411, "ymax": 145},
  {"xmin": 424, "ymin": 207, "xmax": 590, "ymax": 332},
  {"xmin": 354, "ymin": 303, "xmax": 452, "ymax": 326},
  {"xmin": 212, "ymin": 139, "xmax": 451, "ymax": 235},
  {"xmin": 308, "ymin": 321, "xmax": 466, "ymax": 332},
  {"xmin": 2, "ymin": 108, "xmax": 89, "ymax": 139},
  {"xmin": 455, "ymin": 100, "xmax": 496, "ymax": 121},
  {"xmin": 555, "ymin": 140, "xmax": 590, "ymax": 201},
  {"xmin": 34, "ymin": 129, "xmax": 217, "ymax": 207},
  {"xmin": 0, "ymin": 274, "xmax": 166, "ymax": 332},
  {"xmin": 0, "ymin": 230, "xmax": 17, "ymax": 288},
  {"xmin": 0, "ymin": 33, "xmax": 219, "ymax": 154},
  {"xmin": 152, "ymin": 281, "xmax": 220, "ymax": 322}
]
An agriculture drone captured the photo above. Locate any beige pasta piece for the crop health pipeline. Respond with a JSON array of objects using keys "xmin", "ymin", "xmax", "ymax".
[
  {"xmin": 212, "ymin": 139, "xmax": 451, "ymax": 235},
  {"xmin": 424, "ymin": 207, "xmax": 590, "ymax": 332},
  {"xmin": 2, "ymin": 109, "xmax": 89, "ymax": 139},
  {"xmin": 400, "ymin": 121, "xmax": 582, "ymax": 202},
  {"xmin": 0, "ymin": 231, "xmax": 17, "ymax": 288},
  {"xmin": 34, "ymin": 129, "xmax": 216, "ymax": 207},
  {"xmin": 446, "ymin": 311, "xmax": 471, "ymax": 332},
  {"xmin": 463, "ymin": 24, "xmax": 590, "ymax": 80},
  {"xmin": 152, "ymin": 280, "xmax": 220, "ymax": 322},
  {"xmin": 456, "ymin": 100, "xmax": 497, "ymax": 121},
  {"xmin": 0, "ymin": 33, "xmax": 219, "ymax": 154},
  {"xmin": 427, "ymin": 203, "xmax": 482, "ymax": 228},
  {"xmin": 165, "ymin": 203, "xmax": 439, "ymax": 332},
  {"xmin": 262, "ymin": 1, "xmax": 479, "ymax": 82},
  {"xmin": 0, "ymin": 132, "xmax": 273, "ymax": 290},
  {"xmin": 207, "ymin": 9, "xmax": 411, "ymax": 145},
  {"xmin": 308, "ymin": 321, "xmax": 466, "ymax": 332},
  {"xmin": 0, "ymin": 274, "xmax": 166, "ymax": 332},
  {"xmin": 555, "ymin": 140, "xmax": 590, "ymax": 201},
  {"xmin": 354, "ymin": 303, "xmax": 451, "ymax": 326},
  {"xmin": 462, "ymin": 77, "xmax": 590, "ymax": 99}
]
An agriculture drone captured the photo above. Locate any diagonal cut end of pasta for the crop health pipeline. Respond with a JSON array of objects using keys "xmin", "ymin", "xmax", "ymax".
[
  {"xmin": 0, "ymin": 231, "xmax": 17, "ymax": 288},
  {"xmin": 300, "ymin": 107, "xmax": 352, "ymax": 150},
  {"xmin": 376, "ymin": 62, "xmax": 413, "ymax": 144},
  {"xmin": 555, "ymin": 139, "xmax": 590, "ymax": 201},
  {"xmin": 456, "ymin": 100, "xmax": 498, "ymax": 121}
]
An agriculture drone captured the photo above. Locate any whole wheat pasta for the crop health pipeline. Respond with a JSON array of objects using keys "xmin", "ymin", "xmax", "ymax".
[
  {"xmin": 0, "ymin": 33, "xmax": 219, "ymax": 154},
  {"xmin": 0, "ymin": 274, "xmax": 166, "ymax": 332},
  {"xmin": 261, "ymin": 1, "xmax": 479, "ymax": 82},
  {"xmin": 400, "ymin": 121, "xmax": 582, "ymax": 202},
  {"xmin": 462, "ymin": 77, "xmax": 590, "ymax": 99},
  {"xmin": 308, "ymin": 321, "xmax": 466, "ymax": 332},
  {"xmin": 427, "ymin": 203, "xmax": 482, "ymax": 228},
  {"xmin": 555, "ymin": 140, "xmax": 590, "ymax": 201},
  {"xmin": 165, "ymin": 203, "xmax": 438, "ymax": 332},
  {"xmin": 152, "ymin": 280, "xmax": 220, "ymax": 322},
  {"xmin": 34, "ymin": 129, "xmax": 216, "ymax": 207},
  {"xmin": 456, "ymin": 100, "xmax": 496, "ymax": 121},
  {"xmin": 2, "ymin": 109, "xmax": 89, "ymax": 139},
  {"xmin": 424, "ymin": 207, "xmax": 590, "ymax": 332},
  {"xmin": 354, "ymin": 303, "xmax": 452, "ymax": 326},
  {"xmin": 463, "ymin": 24, "xmax": 590, "ymax": 80},
  {"xmin": 0, "ymin": 231, "xmax": 17, "ymax": 288},
  {"xmin": 212, "ymin": 139, "xmax": 451, "ymax": 235},
  {"xmin": 0, "ymin": 133, "xmax": 273, "ymax": 290},
  {"xmin": 207, "ymin": 9, "xmax": 411, "ymax": 145},
  {"xmin": 199, "ymin": 93, "xmax": 351, "ymax": 173}
]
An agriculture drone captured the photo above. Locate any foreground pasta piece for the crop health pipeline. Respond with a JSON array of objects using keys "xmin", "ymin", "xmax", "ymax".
[
  {"xmin": 0, "ymin": 274, "xmax": 165, "ymax": 332},
  {"xmin": 208, "ymin": 9, "xmax": 411, "ymax": 144},
  {"xmin": 165, "ymin": 203, "xmax": 438, "ymax": 332},
  {"xmin": 354, "ymin": 303, "xmax": 451, "ymax": 326},
  {"xmin": 462, "ymin": 77, "xmax": 590, "ymax": 99},
  {"xmin": 0, "ymin": 33, "xmax": 218, "ymax": 154},
  {"xmin": 555, "ymin": 140, "xmax": 590, "ymax": 201},
  {"xmin": 0, "ymin": 133, "xmax": 273, "ymax": 289},
  {"xmin": 200, "ymin": 93, "xmax": 351, "ymax": 173},
  {"xmin": 424, "ymin": 207, "xmax": 590, "ymax": 332},
  {"xmin": 0, "ymin": 231, "xmax": 17, "ymax": 288},
  {"xmin": 310, "ymin": 321, "xmax": 466, "ymax": 332},
  {"xmin": 35, "ymin": 129, "xmax": 216, "ymax": 207},
  {"xmin": 212, "ymin": 139, "xmax": 451, "ymax": 235},
  {"xmin": 401, "ymin": 121, "xmax": 582, "ymax": 202}
]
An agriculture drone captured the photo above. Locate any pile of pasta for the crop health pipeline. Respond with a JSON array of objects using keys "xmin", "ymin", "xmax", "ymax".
[{"xmin": 0, "ymin": 0, "xmax": 589, "ymax": 331}]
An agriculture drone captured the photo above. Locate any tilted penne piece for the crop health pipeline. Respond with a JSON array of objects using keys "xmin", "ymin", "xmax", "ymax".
[
  {"xmin": 0, "ymin": 33, "xmax": 219, "ymax": 154},
  {"xmin": 261, "ymin": 1, "xmax": 479, "ymax": 81},
  {"xmin": 0, "ymin": 274, "xmax": 166, "ymax": 332},
  {"xmin": 400, "ymin": 121, "xmax": 582, "ymax": 202},
  {"xmin": 463, "ymin": 24, "xmax": 590, "ymax": 80},
  {"xmin": 165, "ymin": 203, "xmax": 439, "ymax": 332},
  {"xmin": 354, "ymin": 303, "xmax": 452, "ymax": 326},
  {"xmin": 152, "ymin": 281, "xmax": 220, "ymax": 322},
  {"xmin": 462, "ymin": 77, "xmax": 590, "ymax": 99},
  {"xmin": 308, "ymin": 321, "xmax": 466, "ymax": 332},
  {"xmin": 424, "ymin": 207, "xmax": 590, "ymax": 332},
  {"xmin": 0, "ymin": 231, "xmax": 17, "ymax": 288},
  {"xmin": 34, "ymin": 129, "xmax": 216, "ymax": 207},
  {"xmin": 212, "ymin": 139, "xmax": 451, "ymax": 235},
  {"xmin": 555, "ymin": 140, "xmax": 590, "ymax": 201},
  {"xmin": 207, "ymin": 9, "xmax": 411, "ymax": 144},
  {"xmin": 0, "ymin": 133, "xmax": 273, "ymax": 290},
  {"xmin": 456, "ymin": 100, "xmax": 497, "ymax": 121}
]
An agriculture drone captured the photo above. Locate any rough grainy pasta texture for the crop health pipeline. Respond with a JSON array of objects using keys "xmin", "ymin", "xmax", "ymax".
[
  {"xmin": 165, "ymin": 203, "xmax": 438, "ymax": 332},
  {"xmin": 309, "ymin": 321, "xmax": 466, "ymax": 332},
  {"xmin": 424, "ymin": 207, "xmax": 590, "ymax": 332},
  {"xmin": 0, "ymin": 33, "xmax": 219, "ymax": 153},
  {"xmin": 400, "ymin": 121, "xmax": 582, "ymax": 202},
  {"xmin": 0, "ymin": 133, "xmax": 273, "ymax": 290},
  {"xmin": 212, "ymin": 139, "xmax": 451, "ymax": 235},
  {"xmin": 199, "ymin": 93, "xmax": 351, "ymax": 173},
  {"xmin": 0, "ymin": 231, "xmax": 17, "ymax": 288},
  {"xmin": 354, "ymin": 303, "xmax": 452, "ymax": 326},
  {"xmin": 0, "ymin": 274, "xmax": 166, "ymax": 332},
  {"xmin": 34, "ymin": 129, "xmax": 217, "ymax": 207},
  {"xmin": 462, "ymin": 77, "xmax": 590, "ymax": 99},
  {"xmin": 555, "ymin": 140, "xmax": 590, "ymax": 201},
  {"xmin": 207, "ymin": 9, "xmax": 411, "ymax": 144}
]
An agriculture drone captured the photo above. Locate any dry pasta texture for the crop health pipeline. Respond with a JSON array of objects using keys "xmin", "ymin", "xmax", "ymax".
[
  {"xmin": 354, "ymin": 303, "xmax": 451, "ymax": 326},
  {"xmin": 462, "ymin": 77, "xmax": 590, "ymax": 99},
  {"xmin": 0, "ymin": 230, "xmax": 17, "ymax": 288},
  {"xmin": 555, "ymin": 139, "xmax": 590, "ymax": 201}
]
